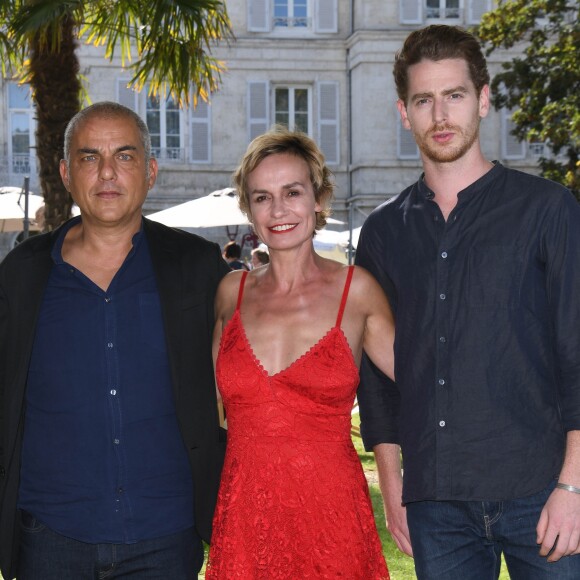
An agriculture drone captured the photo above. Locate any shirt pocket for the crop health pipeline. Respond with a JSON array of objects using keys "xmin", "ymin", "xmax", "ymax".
[{"xmin": 467, "ymin": 244, "xmax": 521, "ymax": 309}]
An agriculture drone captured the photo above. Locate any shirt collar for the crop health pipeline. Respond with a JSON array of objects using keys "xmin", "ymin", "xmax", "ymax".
[
  {"xmin": 415, "ymin": 160, "xmax": 503, "ymax": 203},
  {"xmin": 51, "ymin": 216, "xmax": 146, "ymax": 264}
]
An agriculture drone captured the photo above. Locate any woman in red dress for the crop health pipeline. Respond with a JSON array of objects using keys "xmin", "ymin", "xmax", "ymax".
[{"xmin": 206, "ymin": 126, "xmax": 394, "ymax": 579}]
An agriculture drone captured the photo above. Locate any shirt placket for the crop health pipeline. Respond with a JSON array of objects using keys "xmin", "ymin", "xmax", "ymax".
[
  {"xmin": 104, "ymin": 291, "xmax": 128, "ymax": 531},
  {"xmin": 433, "ymin": 208, "xmax": 454, "ymax": 495}
]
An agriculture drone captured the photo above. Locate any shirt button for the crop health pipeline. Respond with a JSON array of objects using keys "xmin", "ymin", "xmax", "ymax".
[
  {"xmin": 110, "ymin": 389, "xmax": 117, "ymax": 396},
  {"xmin": 113, "ymin": 438, "xmax": 120, "ymax": 444},
  {"xmin": 441, "ymin": 251, "xmax": 448, "ymax": 259},
  {"xmin": 105, "ymin": 297, "xmax": 111, "ymax": 303},
  {"xmin": 438, "ymin": 379, "xmax": 445, "ymax": 385},
  {"xmin": 439, "ymin": 336, "xmax": 446, "ymax": 343},
  {"xmin": 439, "ymin": 293, "xmax": 446, "ymax": 300},
  {"xmin": 439, "ymin": 421, "xmax": 446, "ymax": 427},
  {"xmin": 107, "ymin": 342, "xmax": 114, "ymax": 348}
]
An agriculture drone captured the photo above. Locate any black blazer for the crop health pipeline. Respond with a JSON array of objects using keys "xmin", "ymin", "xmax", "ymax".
[{"xmin": 0, "ymin": 218, "xmax": 229, "ymax": 579}]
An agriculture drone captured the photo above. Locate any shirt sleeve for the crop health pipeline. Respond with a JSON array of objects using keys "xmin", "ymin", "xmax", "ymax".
[
  {"xmin": 355, "ymin": 214, "xmax": 401, "ymax": 450},
  {"xmin": 542, "ymin": 189, "xmax": 580, "ymax": 431}
]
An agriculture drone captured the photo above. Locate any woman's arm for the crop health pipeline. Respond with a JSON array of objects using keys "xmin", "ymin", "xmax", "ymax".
[{"xmin": 355, "ymin": 267, "xmax": 396, "ymax": 381}]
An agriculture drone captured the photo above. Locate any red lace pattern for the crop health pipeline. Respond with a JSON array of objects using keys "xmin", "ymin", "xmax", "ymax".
[{"xmin": 206, "ymin": 308, "xmax": 390, "ymax": 579}]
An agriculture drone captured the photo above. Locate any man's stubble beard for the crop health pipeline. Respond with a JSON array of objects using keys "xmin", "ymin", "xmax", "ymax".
[{"xmin": 415, "ymin": 118, "xmax": 481, "ymax": 164}]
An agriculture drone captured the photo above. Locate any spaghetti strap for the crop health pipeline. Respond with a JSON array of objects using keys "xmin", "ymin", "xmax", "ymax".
[
  {"xmin": 335, "ymin": 265, "xmax": 355, "ymax": 328},
  {"xmin": 235, "ymin": 270, "xmax": 249, "ymax": 311}
]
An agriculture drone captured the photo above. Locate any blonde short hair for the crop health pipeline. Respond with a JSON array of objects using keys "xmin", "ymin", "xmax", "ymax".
[{"xmin": 233, "ymin": 126, "xmax": 334, "ymax": 231}]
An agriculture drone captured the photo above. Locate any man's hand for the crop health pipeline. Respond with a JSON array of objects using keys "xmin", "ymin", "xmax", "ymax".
[
  {"xmin": 384, "ymin": 492, "xmax": 413, "ymax": 556},
  {"xmin": 374, "ymin": 443, "xmax": 413, "ymax": 557},
  {"xmin": 537, "ymin": 486, "xmax": 580, "ymax": 561}
]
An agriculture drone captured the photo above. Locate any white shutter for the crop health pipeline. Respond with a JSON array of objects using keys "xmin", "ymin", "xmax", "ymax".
[
  {"xmin": 397, "ymin": 117, "xmax": 420, "ymax": 159},
  {"xmin": 248, "ymin": 0, "xmax": 270, "ymax": 32},
  {"xmin": 315, "ymin": 0, "xmax": 338, "ymax": 33},
  {"xmin": 191, "ymin": 100, "xmax": 211, "ymax": 163},
  {"xmin": 502, "ymin": 109, "xmax": 526, "ymax": 160},
  {"xmin": 248, "ymin": 81, "xmax": 270, "ymax": 142},
  {"xmin": 117, "ymin": 79, "xmax": 138, "ymax": 111},
  {"xmin": 318, "ymin": 82, "xmax": 339, "ymax": 165},
  {"xmin": 467, "ymin": 0, "xmax": 492, "ymax": 24},
  {"xmin": 400, "ymin": 0, "xmax": 422, "ymax": 24}
]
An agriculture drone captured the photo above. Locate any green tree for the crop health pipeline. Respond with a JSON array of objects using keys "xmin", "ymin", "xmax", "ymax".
[
  {"xmin": 0, "ymin": 0, "xmax": 232, "ymax": 229},
  {"xmin": 476, "ymin": 0, "xmax": 580, "ymax": 200}
]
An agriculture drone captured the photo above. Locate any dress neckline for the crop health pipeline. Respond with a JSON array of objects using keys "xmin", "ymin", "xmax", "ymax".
[
  {"xmin": 224, "ymin": 265, "xmax": 357, "ymax": 378},
  {"xmin": 230, "ymin": 310, "xmax": 355, "ymax": 379}
]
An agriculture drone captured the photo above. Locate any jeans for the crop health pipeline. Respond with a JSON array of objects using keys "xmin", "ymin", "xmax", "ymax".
[
  {"xmin": 406, "ymin": 479, "xmax": 580, "ymax": 580},
  {"xmin": 17, "ymin": 511, "xmax": 204, "ymax": 580}
]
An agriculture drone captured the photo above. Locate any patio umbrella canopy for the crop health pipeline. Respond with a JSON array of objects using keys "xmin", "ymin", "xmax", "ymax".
[
  {"xmin": 147, "ymin": 188, "xmax": 248, "ymax": 229},
  {"xmin": 147, "ymin": 187, "xmax": 344, "ymax": 229},
  {"xmin": 0, "ymin": 186, "xmax": 44, "ymax": 233}
]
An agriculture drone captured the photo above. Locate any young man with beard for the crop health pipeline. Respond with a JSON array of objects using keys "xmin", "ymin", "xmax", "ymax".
[{"xmin": 356, "ymin": 25, "xmax": 580, "ymax": 579}]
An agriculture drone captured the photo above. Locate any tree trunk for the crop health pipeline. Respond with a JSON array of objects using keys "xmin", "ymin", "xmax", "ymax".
[{"xmin": 29, "ymin": 16, "xmax": 81, "ymax": 231}]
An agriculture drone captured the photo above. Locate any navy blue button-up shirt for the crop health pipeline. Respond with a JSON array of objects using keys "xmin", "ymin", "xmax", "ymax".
[
  {"xmin": 356, "ymin": 163, "xmax": 580, "ymax": 503},
  {"xmin": 19, "ymin": 217, "xmax": 194, "ymax": 543}
]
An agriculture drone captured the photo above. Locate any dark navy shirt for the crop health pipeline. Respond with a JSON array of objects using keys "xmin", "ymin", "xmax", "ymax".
[
  {"xmin": 356, "ymin": 163, "xmax": 580, "ymax": 503},
  {"xmin": 19, "ymin": 217, "xmax": 194, "ymax": 543}
]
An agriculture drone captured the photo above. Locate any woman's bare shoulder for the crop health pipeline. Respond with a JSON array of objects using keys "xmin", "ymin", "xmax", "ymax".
[
  {"xmin": 215, "ymin": 270, "xmax": 246, "ymax": 314},
  {"xmin": 349, "ymin": 265, "xmax": 388, "ymax": 305}
]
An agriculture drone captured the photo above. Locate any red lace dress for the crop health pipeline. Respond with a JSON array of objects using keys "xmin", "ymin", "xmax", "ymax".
[{"xmin": 206, "ymin": 267, "xmax": 389, "ymax": 579}]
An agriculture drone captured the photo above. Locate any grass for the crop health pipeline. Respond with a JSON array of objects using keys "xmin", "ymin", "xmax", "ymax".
[{"xmin": 351, "ymin": 413, "xmax": 510, "ymax": 580}]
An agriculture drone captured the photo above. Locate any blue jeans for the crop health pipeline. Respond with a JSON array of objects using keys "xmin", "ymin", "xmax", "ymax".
[
  {"xmin": 406, "ymin": 479, "xmax": 580, "ymax": 580},
  {"xmin": 17, "ymin": 511, "xmax": 204, "ymax": 579}
]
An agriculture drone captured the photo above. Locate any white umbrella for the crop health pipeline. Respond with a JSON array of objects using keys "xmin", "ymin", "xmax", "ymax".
[
  {"xmin": 339, "ymin": 226, "xmax": 362, "ymax": 249},
  {"xmin": 0, "ymin": 187, "xmax": 44, "ymax": 233},
  {"xmin": 147, "ymin": 188, "xmax": 248, "ymax": 228},
  {"xmin": 147, "ymin": 187, "xmax": 344, "ymax": 229}
]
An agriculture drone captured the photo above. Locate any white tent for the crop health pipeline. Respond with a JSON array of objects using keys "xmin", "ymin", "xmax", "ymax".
[
  {"xmin": 147, "ymin": 187, "xmax": 344, "ymax": 229},
  {"xmin": 0, "ymin": 187, "xmax": 44, "ymax": 232},
  {"xmin": 147, "ymin": 188, "xmax": 247, "ymax": 228}
]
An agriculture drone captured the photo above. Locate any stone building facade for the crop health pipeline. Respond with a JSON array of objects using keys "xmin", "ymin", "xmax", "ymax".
[{"xmin": 1, "ymin": 0, "xmax": 540, "ymax": 257}]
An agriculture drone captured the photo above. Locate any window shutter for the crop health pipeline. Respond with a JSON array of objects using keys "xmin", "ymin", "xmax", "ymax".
[
  {"xmin": 467, "ymin": 0, "xmax": 492, "ymax": 24},
  {"xmin": 400, "ymin": 0, "xmax": 422, "ymax": 24},
  {"xmin": 502, "ymin": 109, "xmax": 526, "ymax": 160},
  {"xmin": 248, "ymin": 81, "xmax": 270, "ymax": 142},
  {"xmin": 397, "ymin": 118, "xmax": 420, "ymax": 159},
  {"xmin": 117, "ymin": 79, "xmax": 138, "ymax": 111},
  {"xmin": 318, "ymin": 82, "xmax": 339, "ymax": 165},
  {"xmin": 191, "ymin": 100, "xmax": 211, "ymax": 163},
  {"xmin": 315, "ymin": 0, "xmax": 338, "ymax": 33},
  {"xmin": 248, "ymin": 0, "xmax": 270, "ymax": 32}
]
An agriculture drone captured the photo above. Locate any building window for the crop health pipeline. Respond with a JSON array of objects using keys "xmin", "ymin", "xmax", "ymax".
[
  {"xmin": 146, "ymin": 91, "xmax": 183, "ymax": 162},
  {"xmin": 528, "ymin": 141, "xmax": 546, "ymax": 158},
  {"xmin": 426, "ymin": 0, "xmax": 461, "ymax": 19},
  {"xmin": 248, "ymin": 80, "xmax": 339, "ymax": 164},
  {"xmin": 8, "ymin": 83, "xmax": 35, "ymax": 176},
  {"xmin": 400, "ymin": 0, "xmax": 491, "ymax": 25},
  {"xmin": 274, "ymin": 87, "xmax": 310, "ymax": 134},
  {"xmin": 190, "ymin": 99, "xmax": 211, "ymax": 163},
  {"xmin": 274, "ymin": 0, "xmax": 308, "ymax": 27},
  {"xmin": 501, "ymin": 108, "xmax": 526, "ymax": 160},
  {"xmin": 248, "ymin": 0, "xmax": 337, "ymax": 33}
]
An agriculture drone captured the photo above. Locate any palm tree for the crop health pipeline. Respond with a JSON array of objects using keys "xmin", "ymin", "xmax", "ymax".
[{"xmin": 0, "ymin": 0, "xmax": 232, "ymax": 230}]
